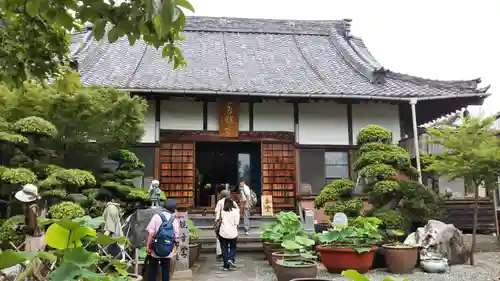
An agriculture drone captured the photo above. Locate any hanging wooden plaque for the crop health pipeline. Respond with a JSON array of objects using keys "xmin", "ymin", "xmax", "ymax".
[
  {"xmin": 218, "ymin": 101, "xmax": 239, "ymax": 138},
  {"xmin": 261, "ymin": 195, "xmax": 274, "ymax": 216}
]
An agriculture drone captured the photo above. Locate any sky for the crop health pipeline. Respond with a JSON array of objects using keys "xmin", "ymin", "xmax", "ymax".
[{"xmin": 185, "ymin": 0, "xmax": 499, "ymax": 116}]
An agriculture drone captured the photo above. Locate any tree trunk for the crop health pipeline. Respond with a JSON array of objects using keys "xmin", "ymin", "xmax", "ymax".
[{"xmin": 470, "ymin": 183, "xmax": 480, "ymax": 265}]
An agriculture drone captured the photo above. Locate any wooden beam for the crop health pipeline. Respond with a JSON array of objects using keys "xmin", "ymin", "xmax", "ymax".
[
  {"xmin": 347, "ymin": 103, "xmax": 353, "ymax": 145},
  {"xmin": 202, "ymin": 101, "xmax": 208, "ymax": 130},
  {"xmin": 161, "ymin": 130, "xmax": 295, "ymax": 143},
  {"xmin": 249, "ymin": 101, "xmax": 254, "ymax": 131}
]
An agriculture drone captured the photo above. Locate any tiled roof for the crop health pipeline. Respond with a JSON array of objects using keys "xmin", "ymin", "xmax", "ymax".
[{"xmin": 70, "ymin": 17, "xmax": 490, "ymax": 100}]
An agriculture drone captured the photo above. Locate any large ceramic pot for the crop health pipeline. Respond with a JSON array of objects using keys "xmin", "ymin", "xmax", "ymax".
[
  {"xmin": 264, "ymin": 241, "xmax": 282, "ymax": 262},
  {"xmin": 316, "ymin": 245, "xmax": 377, "ymax": 274},
  {"xmin": 189, "ymin": 243, "xmax": 201, "ymax": 268},
  {"xmin": 420, "ymin": 258, "xmax": 448, "ymax": 273},
  {"xmin": 271, "ymin": 252, "xmax": 301, "ymax": 270},
  {"xmin": 274, "ymin": 259, "xmax": 318, "ymax": 281},
  {"xmin": 262, "ymin": 240, "xmax": 270, "ymax": 260},
  {"xmin": 382, "ymin": 244, "xmax": 418, "ymax": 274},
  {"xmin": 267, "ymin": 247, "xmax": 284, "ymax": 265}
]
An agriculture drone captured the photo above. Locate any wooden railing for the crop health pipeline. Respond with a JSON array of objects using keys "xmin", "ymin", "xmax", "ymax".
[{"xmin": 399, "ymin": 134, "xmax": 444, "ymax": 158}]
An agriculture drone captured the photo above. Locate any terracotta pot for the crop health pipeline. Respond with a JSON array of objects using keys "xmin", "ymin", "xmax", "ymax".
[
  {"xmin": 382, "ymin": 244, "xmax": 418, "ymax": 274},
  {"xmin": 267, "ymin": 247, "xmax": 284, "ymax": 265},
  {"xmin": 189, "ymin": 243, "xmax": 201, "ymax": 268},
  {"xmin": 271, "ymin": 252, "xmax": 301, "ymax": 270},
  {"xmin": 316, "ymin": 245, "xmax": 377, "ymax": 274},
  {"xmin": 262, "ymin": 240, "xmax": 269, "ymax": 260},
  {"xmin": 274, "ymin": 259, "xmax": 318, "ymax": 281}
]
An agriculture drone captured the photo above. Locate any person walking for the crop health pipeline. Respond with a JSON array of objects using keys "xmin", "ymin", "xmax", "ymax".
[
  {"xmin": 215, "ymin": 189, "xmax": 231, "ymax": 261},
  {"xmin": 239, "ymin": 180, "xmax": 251, "ymax": 235},
  {"xmin": 145, "ymin": 199, "xmax": 180, "ymax": 281},
  {"xmin": 14, "ymin": 184, "xmax": 45, "ymax": 279},
  {"xmin": 217, "ymin": 197, "xmax": 240, "ymax": 271},
  {"xmin": 98, "ymin": 189, "xmax": 125, "ymax": 261}
]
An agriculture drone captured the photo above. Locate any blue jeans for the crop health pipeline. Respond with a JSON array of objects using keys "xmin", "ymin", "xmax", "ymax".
[
  {"xmin": 145, "ymin": 255, "xmax": 171, "ymax": 281},
  {"xmin": 219, "ymin": 237, "xmax": 237, "ymax": 269}
]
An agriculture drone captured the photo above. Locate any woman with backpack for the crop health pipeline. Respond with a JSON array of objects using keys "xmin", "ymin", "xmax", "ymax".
[
  {"xmin": 217, "ymin": 197, "xmax": 240, "ymax": 271},
  {"xmin": 145, "ymin": 199, "xmax": 180, "ymax": 281}
]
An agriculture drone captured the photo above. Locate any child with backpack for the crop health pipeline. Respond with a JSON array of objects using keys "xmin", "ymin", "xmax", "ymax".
[{"xmin": 145, "ymin": 199, "xmax": 180, "ymax": 281}]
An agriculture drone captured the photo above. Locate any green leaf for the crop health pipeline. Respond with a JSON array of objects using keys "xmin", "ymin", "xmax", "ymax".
[
  {"xmin": 93, "ymin": 19, "xmax": 107, "ymax": 41},
  {"xmin": 353, "ymin": 247, "xmax": 372, "ymax": 254},
  {"xmin": 127, "ymin": 34, "xmax": 137, "ymax": 45},
  {"xmin": 92, "ymin": 234, "xmax": 128, "ymax": 246},
  {"xmin": 45, "ymin": 221, "xmax": 96, "ymax": 250},
  {"xmin": 25, "ymin": 0, "xmax": 41, "ymax": 16},
  {"xmin": 281, "ymin": 240, "xmax": 301, "ymax": 251},
  {"xmin": 160, "ymin": 0, "xmax": 174, "ymax": 37},
  {"xmin": 63, "ymin": 247, "xmax": 99, "ymax": 267},
  {"xmin": 174, "ymin": 0, "xmax": 195, "ymax": 12},
  {"xmin": 0, "ymin": 250, "xmax": 56, "ymax": 270},
  {"xmin": 341, "ymin": 269, "xmax": 371, "ymax": 281},
  {"xmin": 48, "ymin": 262, "xmax": 81, "ymax": 281},
  {"xmin": 108, "ymin": 26, "xmax": 124, "ymax": 43},
  {"xmin": 295, "ymin": 236, "xmax": 315, "ymax": 246},
  {"xmin": 55, "ymin": 12, "xmax": 75, "ymax": 30}
]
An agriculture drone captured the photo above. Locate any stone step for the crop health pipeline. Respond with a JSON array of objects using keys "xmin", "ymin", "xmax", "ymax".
[{"xmin": 196, "ymin": 229, "xmax": 263, "ymax": 252}]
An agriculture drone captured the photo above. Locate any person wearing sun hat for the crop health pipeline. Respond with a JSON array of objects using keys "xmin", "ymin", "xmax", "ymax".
[
  {"xmin": 14, "ymin": 183, "xmax": 46, "ymax": 278},
  {"xmin": 14, "ymin": 184, "xmax": 45, "ymax": 251}
]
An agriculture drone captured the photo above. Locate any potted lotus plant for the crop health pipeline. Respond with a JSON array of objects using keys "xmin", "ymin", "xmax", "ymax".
[
  {"xmin": 260, "ymin": 212, "xmax": 306, "ymax": 264},
  {"xmin": 316, "ymin": 216, "xmax": 383, "ymax": 274},
  {"xmin": 382, "ymin": 230, "xmax": 419, "ymax": 274},
  {"xmin": 188, "ymin": 219, "xmax": 201, "ymax": 268},
  {"xmin": 274, "ymin": 236, "xmax": 318, "ymax": 281}
]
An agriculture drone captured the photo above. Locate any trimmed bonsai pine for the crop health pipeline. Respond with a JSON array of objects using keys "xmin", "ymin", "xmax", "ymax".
[
  {"xmin": 314, "ymin": 179, "xmax": 363, "ymax": 218},
  {"xmin": 354, "ymin": 125, "xmax": 442, "ymax": 233}
]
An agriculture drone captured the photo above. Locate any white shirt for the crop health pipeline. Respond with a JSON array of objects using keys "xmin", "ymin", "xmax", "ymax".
[{"xmin": 218, "ymin": 207, "xmax": 240, "ymax": 239}]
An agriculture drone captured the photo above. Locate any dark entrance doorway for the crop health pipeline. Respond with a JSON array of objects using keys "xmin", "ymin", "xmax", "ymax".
[{"xmin": 195, "ymin": 142, "xmax": 261, "ymax": 208}]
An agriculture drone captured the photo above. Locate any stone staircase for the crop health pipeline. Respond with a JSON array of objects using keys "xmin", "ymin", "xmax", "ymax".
[{"xmin": 189, "ymin": 215, "xmax": 276, "ymax": 253}]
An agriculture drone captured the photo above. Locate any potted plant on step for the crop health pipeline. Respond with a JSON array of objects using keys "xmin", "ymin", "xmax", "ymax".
[
  {"xmin": 260, "ymin": 221, "xmax": 279, "ymax": 260},
  {"xmin": 316, "ymin": 216, "xmax": 383, "ymax": 274},
  {"xmin": 382, "ymin": 230, "xmax": 419, "ymax": 274},
  {"xmin": 274, "ymin": 236, "xmax": 318, "ymax": 281},
  {"xmin": 188, "ymin": 219, "xmax": 201, "ymax": 268}
]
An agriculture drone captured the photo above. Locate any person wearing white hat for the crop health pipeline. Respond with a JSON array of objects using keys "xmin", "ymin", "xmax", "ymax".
[{"xmin": 14, "ymin": 183, "xmax": 46, "ymax": 278}]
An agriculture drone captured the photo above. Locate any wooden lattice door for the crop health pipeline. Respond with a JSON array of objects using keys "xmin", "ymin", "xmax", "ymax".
[
  {"xmin": 159, "ymin": 142, "xmax": 195, "ymax": 208},
  {"xmin": 261, "ymin": 142, "xmax": 296, "ymax": 210}
]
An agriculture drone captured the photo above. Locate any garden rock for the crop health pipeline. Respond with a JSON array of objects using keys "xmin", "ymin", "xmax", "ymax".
[
  {"xmin": 404, "ymin": 219, "xmax": 470, "ymax": 265},
  {"xmin": 0, "ymin": 265, "xmax": 22, "ymax": 281}
]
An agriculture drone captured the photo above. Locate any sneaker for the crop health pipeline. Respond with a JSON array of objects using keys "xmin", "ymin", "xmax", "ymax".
[
  {"xmin": 245, "ymin": 231, "xmax": 250, "ymax": 236},
  {"xmin": 222, "ymin": 267, "xmax": 229, "ymax": 271},
  {"xmin": 228, "ymin": 260, "xmax": 236, "ymax": 268}
]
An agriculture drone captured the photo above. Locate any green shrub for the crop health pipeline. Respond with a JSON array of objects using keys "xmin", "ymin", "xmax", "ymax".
[
  {"xmin": 0, "ymin": 215, "xmax": 25, "ymax": 247},
  {"xmin": 49, "ymin": 201, "xmax": 85, "ymax": 220},
  {"xmin": 356, "ymin": 125, "xmax": 392, "ymax": 146},
  {"xmin": 372, "ymin": 209, "xmax": 409, "ymax": 231},
  {"xmin": 314, "ymin": 179, "xmax": 354, "ymax": 209},
  {"xmin": 324, "ymin": 198, "xmax": 363, "ymax": 217}
]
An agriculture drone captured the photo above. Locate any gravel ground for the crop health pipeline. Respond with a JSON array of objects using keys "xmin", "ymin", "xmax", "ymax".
[{"xmin": 196, "ymin": 252, "xmax": 500, "ymax": 281}]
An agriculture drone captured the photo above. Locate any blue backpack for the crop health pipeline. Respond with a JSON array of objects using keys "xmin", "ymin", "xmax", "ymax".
[{"xmin": 153, "ymin": 213, "xmax": 175, "ymax": 257}]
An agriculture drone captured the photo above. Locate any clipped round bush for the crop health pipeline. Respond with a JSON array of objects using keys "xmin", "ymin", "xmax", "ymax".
[
  {"xmin": 353, "ymin": 149, "xmax": 411, "ymax": 172},
  {"xmin": 13, "ymin": 116, "xmax": 57, "ymax": 138},
  {"xmin": 359, "ymin": 164, "xmax": 397, "ymax": 180},
  {"xmin": 41, "ymin": 169, "xmax": 96, "ymax": 190},
  {"xmin": 324, "ymin": 198, "xmax": 363, "ymax": 217},
  {"xmin": 372, "ymin": 209, "xmax": 410, "ymax": 231},
  {"xmin": 49, "ymin": 201, "xmax": 85, "ymax": 220},
  {"xmin": 0, "ymin": 167, "xmax": 37, "ymax": 184},
  {"xmin": 0, "ymin": 216, "xmax": 25, "ymax": 247},
  {"xmin": 357, "ymin": 125, "xmax": 392, "ymax": 146},
  {"xmin": 314, "ymin": 179, "xmax": 355, "ymax": 209},
  {"xmin": 108, "ymin": 149, "xmax": 144, "ymax": 169},
  {"xmin": 42, "ymin": 189, "xmax": 67, "ymax": 199},
  {"xmin": 0, "ymin": 132, "xmax": 28, "ymax": 145},
  {"xmin": 373, "ymin": 180, "xmax": 400, "ymax": 195}
]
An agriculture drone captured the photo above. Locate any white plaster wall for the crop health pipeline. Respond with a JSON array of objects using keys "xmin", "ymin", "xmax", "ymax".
[
  {"xmin": 159, "ymin": 99, "xmax": 203, "ymax": 130},
  {"xmin": 207, "ymin": 101, "xmax": 250, "ymax": 131},
  {"xmin": 298, "ymin": 102, "xmax": 349, "ymax": 145},
  {"xmin": 352, "ymin": 103, "xmax": 401, "ymax": 144},
  {"xmin": 141, "ymin": 99, "xmax": 156, "ymax": 143},
  {"xmin": 253, "ymin": 101, "xmax": 294, "ymax": 132}
]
